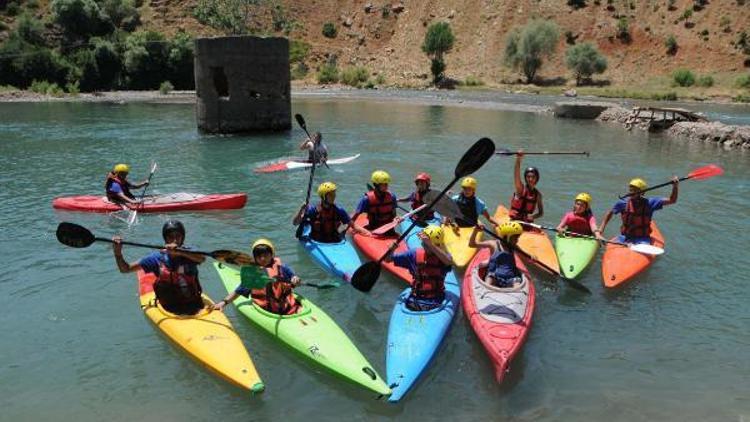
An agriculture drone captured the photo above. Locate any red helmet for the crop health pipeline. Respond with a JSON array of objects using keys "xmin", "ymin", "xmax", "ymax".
[{"xmin": 414, "ymin": 172, "xmax": 431, "ymax": 184}]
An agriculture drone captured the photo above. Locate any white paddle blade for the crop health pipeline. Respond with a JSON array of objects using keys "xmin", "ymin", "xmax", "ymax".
[
  {"xmin": 127, "ymin": 210, "xmax": 138, "ymax": 226},
  {"xmin": 629, "ymin": 243, "xmax": 664, "ymax": 255}
]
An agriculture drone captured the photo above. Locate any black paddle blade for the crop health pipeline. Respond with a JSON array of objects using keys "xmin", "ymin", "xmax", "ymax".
[
  {"xmin": 455, "ymin": 137, "xmax": 495, "ymax": 178},
  {"xmin": 562, "ymin": 277, "xmax": 592, "ymax": 294},
  {"xmin": 294, "ymin": 113, "xmax": 306, "ymax": 130},
  {"xmin": 211, "ymin": 250, "xmax": 255, "ymax": 266},
  {"xmin": 56, "ymin": 222, "xmax": 95, "ymax": 248},
  {"xmin": 351, "ymin": 261, "xmax": 382, "ymax": 292},
  {"xmin": 423, "ymin": 190, "xmax": 464, "ymax": 221}
]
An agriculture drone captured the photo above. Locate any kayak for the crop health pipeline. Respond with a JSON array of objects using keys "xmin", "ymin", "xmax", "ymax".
[
  {"xmin": 494, "ymin": 206, "xmax": 560, "ymax": 274},
  {"xmin": 299, "ymin": 224, "xmax": 361, "ymax": 283},
  {"xmin": 137, "ymin": 270, "xmax": 264, "ymax": 393},
  {"xmin": 602, "ymin": 222, "xmax": 665, "ymax": 288},
  {"xmin": 442, "ymin": 223, "xmax": 479, "ymax": 268},
  {"xmin": 351, "ymin": 214, "xmax": 412, "ymax": 284},
  {"xmin": 462, "ymin": 248, "xmax": 535, "ymax": 384},
  {"xmin": 386, "ymin": 270, "xmax": 460, "ymax": 402},
  {"xmin": 53, "ymin": 192, "xmax": 247, "ymax": 213},
  {"xmin": 397, "ymin": 216, "xmax": 441, "ymax": 250},
  {"xmin": 212, "ymin": 263, "xmax": 391, "ymax": 396},
  {"xmin": 254, "ymin": 154, "xmax": 361, "ymax": 173},
  {"xmin": 555, "ymin": 234, "xmax": 600, "ymax": 279}
]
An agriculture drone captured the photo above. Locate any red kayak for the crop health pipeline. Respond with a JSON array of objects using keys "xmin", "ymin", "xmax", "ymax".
[
  {"xmin": 602, "ymin": 222, "xmax": 665, "ymax": 288},
  {"xmin": 52, "ymin": 192, "xmax": 247, "ymax": 213},
  {"xmin": 462, "ymin": 248, "xmax": 535, "ymax": 384},
  {"xmin": 351, "ymin": 214, "xmax": 412, "ymax": 284}
]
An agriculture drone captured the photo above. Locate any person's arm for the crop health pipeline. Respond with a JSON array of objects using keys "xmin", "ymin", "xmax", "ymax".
[
  {"xmin": 513, "ymin": 152, "xmax": 524, "ymax": 194},
  {"xmin": 298, "ymin": 138, "xmax": 311, "ymax": 150},
  {"xmin": 292, "ymin": 203, "xmax": 309, "ymax": 226},
  {"xmin": 556, "ymin": 213, "xmax": 568, "ymax": 234},
  {"xmin": 468, "ymin": 224, "xmax": 496, "ymax": 250},
  {"xmin": 662, "ymin": 177, "xmax": 679, "ymax": 206},
  {"xmin": 533, "ymin": 192, "xmax": 544, "ymax": 220},
  {"xmin": 596, "ymin": 210, "xmax": 613, "ymax": 241},
  {"xmin": 588, "ymin": 214, "xmax": 598, "ymax": 235},
  {"xmin": 482, "ymin": 210, "xmax": 499, "ymax": 227},
  {"xmin": 212, "ymin": 291, "xmax": 240, "ymax": 311},
  {"xmin": 383, "ymin": 243, "xmax": 399, "ymax": 263},
  {"xmin": 351, "ymin": 196, "xmax": 367, "ymax": 222},
  {"xmin": 112, "ymin": 236, "xmax": 141, "ymax": 273},
  {"xmin": 165, "ymin": 243, "xmax": 206, "ymax": 264},
  {"xmin": 420, "ymin": 233, "xmax": 453, "ymax": 266}
]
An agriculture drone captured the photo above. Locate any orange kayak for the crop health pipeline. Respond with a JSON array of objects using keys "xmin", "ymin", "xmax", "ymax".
[
  {"xmin": 602, "ymin": 222, "xmax": 665, "ymax": 288},
  {"xmin": 494, "ymin": 206, "xmax": 560, "ymax": 274},
  {"xmin": 351, "ymin": 214, "xmax": 412, "ymax": 284}
]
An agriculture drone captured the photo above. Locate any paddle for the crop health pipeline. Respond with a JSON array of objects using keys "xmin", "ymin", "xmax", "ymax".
[
  {"xmin": 127, "ymin": 161, "xmax": 157, "ymax": 226},
  {"xmin": 56, "ymin": 222, "xmax": 255, "ymax": 266},
  {"xmin": 618, "ymin": 164, "xmax": 724, "ymax": 199},
  {"xmin": 294, "ymin": 114, "xmax": 320, "ymax": 239},
  {"xmin": 351, "ymin": 137, "xmax": 496, "ymax": 292},
  {"xmin": 519, "ymin": 221, "xmax": 664, "ymax": 256},
  {"xmin": 495, "ymin": 147, "xmax": 589, "ymax": 156},
  {"xmin": 372, "ymin": 204, "xmax": 428, "ymax": 236},
  {"xmin": 237, "ymin": 265, "xmax": 337, "ymax": 290}
]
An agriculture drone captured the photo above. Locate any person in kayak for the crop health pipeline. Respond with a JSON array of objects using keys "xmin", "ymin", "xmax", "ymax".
[
  {"xmin": 444, "ymin": 177, "xmax": 499, "ymax": 229},
  {"xmin": 299, "ymin": 131, "xmax": 328, "ymax": 164},
  {"xmin": 556, "ymin": 192, "xmax": 598, "ymax": 236},
  {"xmin": 213, "ymin": 239, "xmax": 302, "ymax": 316},
  {"xmin": 468, "ymin": 221, "xmax": 524, "ymax": 289},
  {"xmin": 596, "ymin": 177, "xmax": 679, "ymax": 244},
  {"xmin": 105, "ymin": 163, "xmax": 149, "ymax": 207},
  {"xmin": 112, "ymin": 220, "xmax": 206, "ymax": 315},
  {"xmin": 353, "ymin": 170, "xmax": 400, "ymax": 232},
  {"xmin": 509, "ymin": 152, "xmax": 544, "ymax": 223},
  {"xmin": 293, "ymin": 181, "xmax": 371, "ymax": 242},
  {"xmin": 397, "ymin": 172, "xmax": 436, "ymax": 226},
  {"xmin": 384, "ymin": 225, "xmax": 454, "ymax": 311}
]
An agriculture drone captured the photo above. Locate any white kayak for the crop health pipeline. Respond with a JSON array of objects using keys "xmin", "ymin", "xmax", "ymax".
[{"xmin": 254, "ymin": 154, "xmax": 361, "ymax": 173}]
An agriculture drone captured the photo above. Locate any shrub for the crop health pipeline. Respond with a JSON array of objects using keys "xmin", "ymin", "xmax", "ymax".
[
  {"xmin": 565, "ymin": 30, "xmax": 576, "ymax": 45},
  {"xmin": 322, "ymin": 22, "xmax": 336, "ymax": 38},
  {"xmin": 616, "ymin": 17, "xmax": 630, "ymax": 41},
  {"xmin": 737, "ymin": 32, "xmax": 750, "ymax": 55},
  {"xmin": 51, "ymin": 0, "xmax": 114, "ymax": 38},
  {"xmin": 375, "ymin": 74, "xmax": 386, "ymax": 85},
  {"xmin": 193, "ymin": 0, "xmax": 254, "ymax": 35},
  {"xmin": 316, "ymin": 62, "xmax": 339, "ymax": 84},
  {"xmin": 66, "ymin": 80, "xmax": 80, "ymax": 94},
  {"xmin": 504, "ymin": 20, "xmax": 559, "ymax": 84},
  {"xmin": 565, "ymin": 42, "xmax": 608, "ymax": 85},
  {"xmin": 672, "ymin": 68, "xmax": 695, "ymax": 87},
  {"xmin": 340, "ymin": 66, "xmax": 369, "ymax": 87},
  {"xmin": 91, "ymin": 38, "xmax": 121, "ymax": 90},
  {"xmin": 26, "ymin": 0, "xmax": 40, "ymax": 9},
  {"xmin": 667, "ymin": 0, "xmax": 676, "ymax": 10},
  {"xmin": 289, "ymin": 39, "xmax": 310, "ymax": 63},
  {"xmin": 101, "ymin": 0, "xmax": 141, "ymax": 31},
  {"xmin": 30, "ymin": 79, "xmax": 63, "ymax": 96},
  {"xmin": 16, "ymin": 12, "xmax": 45, "ymax": 45},
  {"xmin": 123, "ymin": 30, "xmax": 170, "ymax": 89},
  {"xmin": 0, "ymin": 21, "xmax": 8, "ymax": 31},
  {"xmin": 422, "ymin": 22, "xmax": 455, "ymax": 84},
  {"xmin": 464, "ymin": 75, "xmax": 484, "ymax": 86},
  {"xmin": 567, "ymin": 0, "xmax": 586, "ymax": 8},
  {"xmin": 159, "ymin": 80, "xmax": 173, "ymax": 94},
  {"xmin": 652, "ymin": 91, "xmax": 678, "ymax": 101},
  {"xmin": 682, "ymin": 8, "xmax": 693, "ymax": 20},
  {"xmin": 6, "ymin": 2, "xmax": 20, "ymax": 16},
  {"xmin": 736, "ymin": 74, "xmax": 750, "ymax": 88},
  {"xmin": 696, "ymin": 75, "xmax": 714, "ymax": 87},
  {"xmin": 290, "ymin": 62, "xmax": 308, "ymax": 80},
  {"xmin": 166, "ymin": 30, "xmax": 194, "ymax": 89},
  {"xmin": 0, "ymin": 38, "xmax": 70, "ymax": 88},
  {"xmin": 733, "ymin": 93, "xmax": 750, "ymax": 103}
]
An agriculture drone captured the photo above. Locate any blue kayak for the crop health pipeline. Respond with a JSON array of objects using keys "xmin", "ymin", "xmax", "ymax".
[
  {"xmin": 299, "ymin": 225, "xmax": 362, "ymax": 283},
  {"xmin": 397, "ymin": 216, "xmax": 442, "ymax": 250},
  {"xmin": 386, "ymin": 270, "xmax": 460, "ymax": 403}
]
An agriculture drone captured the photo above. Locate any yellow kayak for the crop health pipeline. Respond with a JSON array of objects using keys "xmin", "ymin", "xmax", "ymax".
[
  {"xmin": 442, "ymin": 223, "xmax": 480, "ymax": 268},
  {"xmin": 138, "ymin": 270, "xmax": 264, "ymax": 393},
  {"xmin": 493, "ymin": 206, "xmax": 560, "ymax": 274}
]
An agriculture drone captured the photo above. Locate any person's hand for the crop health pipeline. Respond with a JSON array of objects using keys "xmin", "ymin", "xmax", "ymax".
[
  {"xmin": 163, "ymin": 242, "xmax": 180, "ymax": 257},
  {"xmin": 516, "ymin": 149, "xmax": 524, "ymax": 158},
  {"xmin": 595, "ymin": 231, "xmax": 605, "ymax": 242},
  {"xmin": 112, "ymin": 236, "xmax": 123, "ymax": 255},
  {"xmin": 212, "ymin": 300, "xmax": 227, "ymax": 311},
  {"xmin": 291, "ymin": 276, "xmax": 301, "ymax": 287},
  {"xmin": 359, "ymin": 228, "xmax": 372, "ymax": 237},
  {"xmin": 671, "ymin": 176, "xmax": 679, "ymax": 185},
  {"xmin": 417, "ymin": 232, "xmax": 428, "ymax": 242},
  {"xmin": 299, "ymin": 203, "xmax": 307, "ymax": 211},
  {"xmin": 556, "ymin": 227, "xmax": 564, "ymax": 236},
  {"xmin": 490, "ymin": 220, "xmax": 499, "ymax": 228},
  {"xmin": 394, "ymin": 216, "xmax": 403, "ymax": 224},
  {"xmin": 476, "ymin": 222, "xmax": 486, "ymax": 231}
]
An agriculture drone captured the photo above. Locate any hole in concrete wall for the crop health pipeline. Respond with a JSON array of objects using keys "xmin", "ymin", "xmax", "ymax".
[{"xmin": 210, "ymin": 66, "xmax": 229, "ymax": 98}]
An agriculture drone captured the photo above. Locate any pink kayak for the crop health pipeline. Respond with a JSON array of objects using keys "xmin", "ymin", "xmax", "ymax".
[{"xmin": 52, "ymin": 192, "xmax": 247, "ymax": 213}]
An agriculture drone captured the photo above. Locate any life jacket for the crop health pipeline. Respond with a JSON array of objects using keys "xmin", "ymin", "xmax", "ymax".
[
  {"xmin": 455, "ymin": 194, "xmax": 479, "ymax": 227},
  {"xmin": 411, "ymin": 248, "xmax": 446, "ymax": 300},
  {"xmin": 365, "ymin": 190, "xmax": 396, "ymax": 229},
  {"xmin": 487, "ymin": 248, "xmax": 520, "ymax": 283},
  {"xmin": 252, "ymin": 257, "xmax": 300, "ymax": 315},
  {"xmin": 509, "ymin": 186, "xmax": 539, "ymax": 222},
  {"xmin": 565, "ymin": 210, "xmax": 595, "ymax": 235},
  {"xmin": 105, "ymin": 172, "xmax": 134, "ymax": 202},
  {"xmin": 620, "ymin": 197, "xmax": 652, "ymax": 238},
  {"xmin": 152, "ymin": 258, "xmax": 203, "ymax": 315},
  {"xmin": 311, "ymin": 203, "xmax": 342, "ymax": 243},
  {"xmin": 307, "ymin": 142, "xmax": 328, "ymax": 163},
  {"xmin": 410, "ymin": 190, "xmax": 435, "ymax": 221}
]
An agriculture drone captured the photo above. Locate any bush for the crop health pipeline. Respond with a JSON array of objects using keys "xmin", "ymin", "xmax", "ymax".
[
  {"xmin": 290, "ymin": 62, "xmax": 308, "ymax": 80},
  {"xmin": 665, "ymin": 35, "xmax": 678, "ymax": 55},
  {"xmin": 123, "ymin": 30, "xmax": 170, "ymax": 89},
  {"xmin": 422, "ymin": 22, "xmax": 455, "ymax": 84},
  {"xmin": 91, "ymin": 37, "xmax": 122, "ymax": 90},
  {"xmin": 159, "ymin": 80, "xmax": 173, "ymax": 94},
  {"xmin": 193, "ymin": 0, "xmax": 252, "ymax": 35},
  {"xmin": 26, "ymin": 0, "xmax": 40, "ymax": 9},
  {"xmin": 16, "ymin": 12, "xmax": 45, "ymax": 45},
  {"xmin": 682, "ymin": 8, "xmax": 693, "ymax": 20},
  {"xmin": 504, "ymin": 20, "xmax": 559, "ymax": 84},
  {"xmin": 316, "ymin": 62, "xmax": 338, "ymax": 84},
  {"xmin": 464, "ymin": 75, "xmax": 484, "ymax": 86},
  {"xmin": 736, "ymin": 74, "xmax": 750, "ymax": 88},
  {"xmin": 289, "ymin": 39, "xmax": 310, "ymax": 63},
  {"xmin": 30, "ymin": 79, "xmax": 64, "ymax": 96},
  {"xmin": 51, "ymin": 0, "xmax": 114, "ymax": 38},
  {"xmin": 616, "ymin": 17, "xmax": 630, "ymax": 41},
  {"xmin": 672, "ymin": 68, "xmax": 695, "ymax": 87},
  {"xmin": 565, "ymin": 42, "xmax": 608, "ymax": 85},
  {"xmin": 567, "ymin": 0, "xmax": 586, "ymax": 8},
  {"xmin": 65, "ymin": 80, "xmax": 80, "ymax": 94},
  {"xmin": 696, "ymin": 75, "xmax": 714, "ymax": 87},
  {"xmin": 167, "ymin": 30, "xmax": 194, "ymax": 89},
  {"xmin": 375, "ymin": 74, "xmax": 386, "ymax": 85},
  {"xmin": 668, "ymin": 0, "xmax": 676, "ymax": 10},
  {"xmin": 322, "ymin": 22, "xmax": 336, "ymax": 38},
  {"xmin": 652, "ymin": 91, "xmax": 678, "ymax": 101},
  {"xmin": 565, "ymin": 30, "xmax": 576, "ymax": 45},
  {"xmin": 0, "ymin": 36, "xmax": 70, "ymax": 88},
  {"xmin": 0, "ymin": 22, "xmax": 8, "ymax": 31},
  {"xmin": 340, "ymin": 66, "xmax": 369, "ymax": 87},
  {"xmin": 101, "ymin": 0, "xmax": 141, "ymax": 31},
  {"xmin": 733, "ymin": 93, "xmax": 750, "ymax": 103},
  {"xmin": 6, "ymin": 2, "xmax": 20, "ymax": 16}
]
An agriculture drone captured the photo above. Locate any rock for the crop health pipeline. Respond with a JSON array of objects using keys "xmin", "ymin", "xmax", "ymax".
[
  {"xmin": 564, "ymin": 89, "xmax": 577, "ymax": 97},
  {"xmin": 392, "ymin": 3, "xmax": 404, "ymax": 13},
  {"xmin": 358, "ymin": 34, "xmax": 366, "ymax": 45},
  {"xmin": 364, "ymin": 3, "xmax": 373, "ymax": 13},
  {"xmin": 555, "ymin": 102, "xmax": 611, "ymax": 119},
  {"xmin": 448, "ymin": 9, "xmax": 455, "ymax": 18}
]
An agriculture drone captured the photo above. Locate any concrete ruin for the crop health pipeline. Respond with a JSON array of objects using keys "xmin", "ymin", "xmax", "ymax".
[{"xmin": 194, "ymin": 36, "xmax": 291, "ymax": 133}]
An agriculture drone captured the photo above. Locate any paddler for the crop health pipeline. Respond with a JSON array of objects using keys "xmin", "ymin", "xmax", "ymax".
[
  {"xmin": 509, "ymin": 151, "xmax": 544, "ymax": 223},
  {"xmin": 352, "ymin": 170, "xmax": 400, "ymax": 233},
  {"xmin": 397, "ymin": 172, "xmax": 436, "ymax": 225},
  {"xmin": 468, "ymin": 221, "xmax": 524, "ymax": 289},
  {"xmin": 596, "ymin": 177, "xmax": 679, "ymax": 244},
  {"xmin": 213, "ymin": 239, "xmax": 302, "ymax": 315},
  {"xmin": 384, "ymin": 225, "xmax": 454, "ymax": 311},
  {"xmin": 556, "ymin": 192, "xmax": 598, "ymax": 236},
  {"xmin": 112, "ymin": 220, "xmax": 205, "ymax": 315},
  {"xmin": 444, "ymin": 176, "xmax": 499, "ymax": 229},
  {"xmin": 105, "ymin": 163, "xmax": 149, "ymax": 207},
  {"xmin": 293, "ymin": 181, "xmax": 371, "ymax": 242},
  {"xmin": 299, "ymin": 131, "xmax": 328, "ymax": 165}
]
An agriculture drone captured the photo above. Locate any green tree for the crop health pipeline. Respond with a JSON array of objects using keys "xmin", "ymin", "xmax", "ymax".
[
  {"xmin": 101, "ymin": 0, "xmax": 141, "ymax": 31},
  {"xmin": 50, "ymin": 0, "xmax": 113, "ymax": 38},
  {"xmin": 193, "ymin": 0, "xmax": 260, "ymax": 35},
  {"xmin": 504, "ymin": 20, "xmax": 559, "ymax": 84},
  {"xmin": 16, "ymin": 13, "xmax": 46, "ymax": 46},
  {"xmin": 421, "ymin": 21, "xmax": 455, "ymax": 84},
  {"xmin": 123, "ymin": 30, "xmax": 170, "ymax": 89},
  {"xmin": 167, "ymin": 31, "xmax": 195, "ymax": 89},
  {"xmin": 565, "ymin": 43, "xmax": 607, "ymax": 85}
]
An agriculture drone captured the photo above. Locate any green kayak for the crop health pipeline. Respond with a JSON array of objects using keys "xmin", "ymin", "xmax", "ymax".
[
  {"xmin": 555, "ymin": 234, "xmax": 600, "ymax": 279},
  {"xmin": 212, "ymin": 262, "xmax": 391, "ymax": 396}
]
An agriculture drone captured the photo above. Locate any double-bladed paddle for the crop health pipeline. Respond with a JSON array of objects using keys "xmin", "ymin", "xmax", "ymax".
[
  {"xmin": 371, "ymin": 204, "xmax": 428, "ymax": 236},
  {"xmin": 351, "ymin": 137, "xmax": 496, "ymax": 292},
  {"xmin": 127, "ymin": 161, "xmax": 157, "ymax": 226},
  {"xmin": 295, "ymin": 114, "xmax": 319, "ymax": 239},
  {"xmin": 495, "ymin": 147, "xmax": 590, "ymax": 156},
  {"xmin": 519, "ymin": 221, "xmax": 664, "ymax": 256},
  {"xmin": 235, "ymin": 264, "xmax": 337, "ymax": 289},
  {"xmin": 618, "ymin": 164, "xmax": 724, "ymax": 199}
]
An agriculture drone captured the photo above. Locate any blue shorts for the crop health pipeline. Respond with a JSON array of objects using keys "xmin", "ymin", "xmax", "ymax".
[{"xmin": 616, "ymin": 235, "xmax": 652, "ymax": 244}]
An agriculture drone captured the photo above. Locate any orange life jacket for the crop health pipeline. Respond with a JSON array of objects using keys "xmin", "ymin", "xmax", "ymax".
[
  {"xmin": 311, "ymin": 203, "xmax": 342, "ymax": 243},
  {"xmin": 412, "ymin": 248, "xmax": 446, "ymax": 300},
  {"xmin": 251, "ymin": 257, "xmax": 300, "ymax": 315},
  {"xmin": 366, "ymin": 190, "xmax": 396, "ymax": 228},
  {"xmin": 152, "ymin": 260, "xmax": 203, "ymax": 315},
  {"xmin": 105, "ymin": 172, "xmax": 134, "ymax": 202},
  {"xmin": 620, "ymin": 197, "xmax": 652, "ymax": 238},
  {"xmin": 509, "ymin": 186, "xmax": 539, "ymax": 222}
]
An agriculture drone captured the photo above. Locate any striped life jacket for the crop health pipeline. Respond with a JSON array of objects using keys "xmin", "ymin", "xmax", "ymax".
[
  {"xmin": 455, "ymin": 194, "xmax": 478, "ymax": 227},
  {"xmin": 509, "ymin": 186, "xmax": 539, "ymax": 222},
  {"xmin": 105, "ymin": 173, "xmax": 134, "ymax": 202},
  {"xmin": 153, "ymin": 259, "xmax": 203, "ymax": 315},
  {"xmin": 366, "ymin": 190, "xmax": 396, "ymax": 229},
  {"xmin": 411, "ymin": 249, "xmax": 446, "ymax": 300},
  {"xmin": 410, "ymin": 190, "xmax": 435, "ymax": 221},
  {"xmin": 252, "ymin": 257, "xmax": 300, "ymax": 315},
  {"xmin": 620, "ymin": 197, "xmax": 652, "ymax": 238},
  {"xmin": 311, "ymin": 203, "xmax": 342, "ymax": 243}
]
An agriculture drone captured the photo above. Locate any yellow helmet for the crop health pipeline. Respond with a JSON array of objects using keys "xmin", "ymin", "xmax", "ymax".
[
  {"xmin": 421, "ymin": 225, "xmax": 445, "ymax": 247},
  {"xmin": 461, "ymin": 176, "xmax": 477, "ymax": 190},
  {"xmin": 317, "ymin": 181, "xmax": 337, "ymax": 198},
  {"xmin": 113, "ymin": 163, "xmax": 130, "ymax": 174},
  {"xmin": 251, "ymin": 238, "xmax": 275, "ymax": 256},
  {"xmin": 575, "ymin": 192, "xmax": 592, "ymax": 205},
  {"xmin": 371, "ymin": 170, "xmax": 391, "ymax": 185},
  {"xmin": 498, "ymin": 221, "xmax": 523, "ymax": 241},
  {"xmin": 629, "ymin": 178, "xmax": 648, "ymax": 191}
]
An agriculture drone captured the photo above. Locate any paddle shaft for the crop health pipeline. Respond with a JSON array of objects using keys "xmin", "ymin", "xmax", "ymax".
[
  {"xmin": 619, "ymin": 177, "xmax": 683, "ymax": 199},
  {"xmin": 93, "ymin": 236, "xmax": 215, "ymax": 257},
  {"xmin": 521, "ymin": 222, "xmax": 631, "ymax": 248},
  {"xmin": 496, "ymin": 151, "xmax": 588, "ymax": 156}
]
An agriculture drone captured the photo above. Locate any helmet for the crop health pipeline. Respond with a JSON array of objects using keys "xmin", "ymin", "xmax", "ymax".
[
  {"xmin": 629, "ymin": 178, "xmax": 647, "ymax": 191},
  {"xmin": 251, "ymin": 238, "xmax": 275, "ymax": 256},
  {"xmin": 421, "ymin": 225, "xmax": 445, "ymax": 247},
  {"xmin": 461, "ymin": 176, "xmax": 477, "ymax": 190},
  {"xmin": 162, "ymin": 220, "xmax": 185, "ymax": 241},
  {"xmin": 317, "ymin": 181, "xmax": 337, "ymax": 198},
  {"xmin": 575, "ymin": 192, "xmax": 592, "ymax": 205},
  {"xmin": 113, "ymin": 163, "xmax": 130, "ymax": 174},
  {"xmin": 371, "ymin": 170, "xmax": 391, "ymax": 185},
  {"xmin": 524, "ymin": 167, "xmax": 540, "ymax": 181},
  {"xmin": 414, "ymin": 172, "xmax": 431, "ymax": 184},
  {"xmin": 498, "ymin": 221, "xmax": 523, "ymax": 241}
]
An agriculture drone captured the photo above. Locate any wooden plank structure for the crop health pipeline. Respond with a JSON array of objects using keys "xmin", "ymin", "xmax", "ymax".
[{"xmin": 624, "ymin": 106, "xmax": 708, "ymax": 132}]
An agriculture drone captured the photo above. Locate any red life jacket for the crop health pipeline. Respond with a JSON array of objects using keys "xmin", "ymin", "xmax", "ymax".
[
  {"xmin": 620, "ymin": 197, "xmax": 652, "ymax": 238},
  {"xmin": 251, "ymin": 257, "xmax": 300, "ymax": 315},
  {"xmin": 152, "ymin": 260, "xmax": 203, "ymax": 315},
  {"xmin": 366, "ymin": 190, "xmax": 396, "ymax": 228},
  {"xmin": 411, "ymin": 190, "xmax": 435, "ymax": 221},
  {"xmin": 105, "ymin": 172, "xmax": 134, "ymax": 202},
  {"xmin": 566, "ymin": 210, "xmax": 595, "ymax": 235},
  {"xmin": 311, "ymin": 203, "xmax": 342, "ymax": 243},
  {"xmin": 509, "ymin": 186, "xmax": 539, "ymax": 222},
  {"xmin": 412, "ymin": 248, "xmax": 446, "ymax": 300}
]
